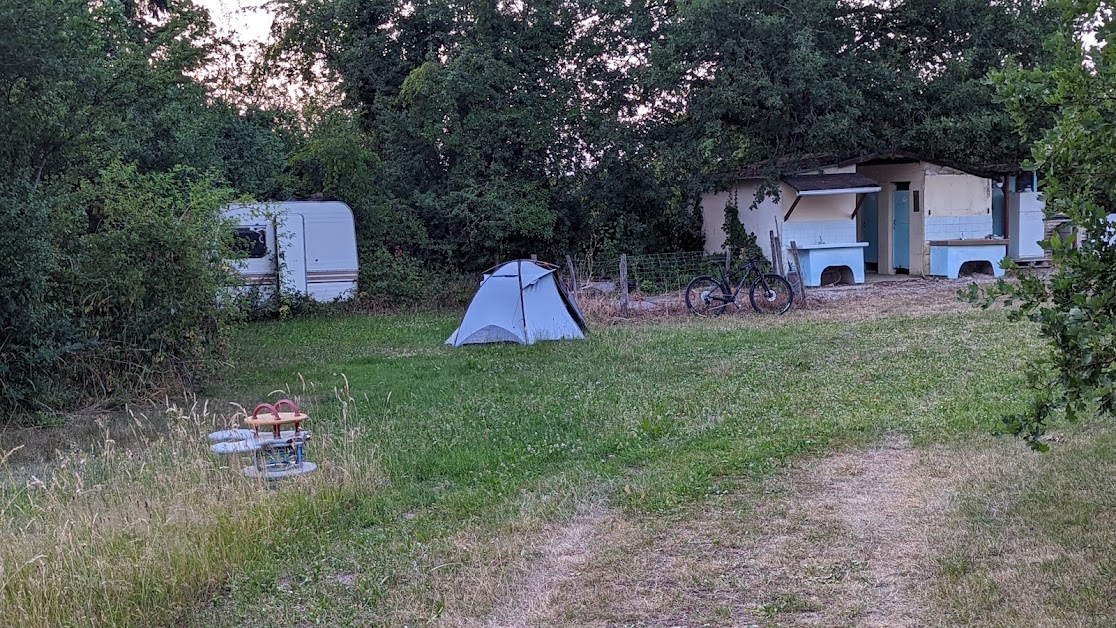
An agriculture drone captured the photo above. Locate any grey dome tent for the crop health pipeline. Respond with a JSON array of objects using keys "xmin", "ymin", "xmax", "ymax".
[{"xmin": 446, "ymin": 260, "xmax": 588, "ymax": 346}]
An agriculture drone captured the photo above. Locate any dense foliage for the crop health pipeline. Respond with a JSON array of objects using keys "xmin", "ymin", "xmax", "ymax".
[
  {"xmin": 0, "ymin": 0, "xmax": 277, "ymax": 413},
  {"xmin": 265, "ymin": 0, "xmax": 1058, "ymax": 261},
  {"xmin": 1, "ymin": 0, "xmax": 1061, "ymax": 413},
  {"xmin": 978, "ymin": 0, "xmax": 1116, "ymax": 448}
]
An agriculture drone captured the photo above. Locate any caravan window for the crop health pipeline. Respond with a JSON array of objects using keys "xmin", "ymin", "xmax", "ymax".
[{"xmin": 233, "ymin": 226, "xmax": 268, "ymax": 259}]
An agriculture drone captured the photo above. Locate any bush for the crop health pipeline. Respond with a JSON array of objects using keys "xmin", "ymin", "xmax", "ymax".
[
  {"xmin": 358, "ymin": 245, "xmax": 426, "ymax": 303},
  {"xmin": 0, "ymin": 184, "xmax": 77, "ymax": 410},
  {"xmin": 43, "ymin": 162, "xmax": 237, "ymax": 406},
  {"xmin": 2, "ymin": 167, "xmax": 241, "ymax": 418}
]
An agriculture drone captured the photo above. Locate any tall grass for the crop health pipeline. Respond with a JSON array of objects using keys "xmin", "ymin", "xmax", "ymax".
[{"xmin": 0, "ymin": 384, "xmax": 381, "ymax": 627}]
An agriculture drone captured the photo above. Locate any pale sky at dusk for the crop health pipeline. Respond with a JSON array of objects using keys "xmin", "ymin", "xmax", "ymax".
[{"xmin": 196, "ymin": 0, "xmax": 273, "ymax": 45}]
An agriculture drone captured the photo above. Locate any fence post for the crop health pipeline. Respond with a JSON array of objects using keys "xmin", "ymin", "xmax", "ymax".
[
  {"xmin": 530, "ymin": 253, "xmax": 537, "ymax": 261},
  {"xmin": 565, "ymin": 254, "xmax": 578, "ymax": 294},
  {"xmin": 769, "ymin": 230, "xmax": 778, "ymax": 272},
  {"xmin": 790, "ymin": 240, "xmax": 807, "ymax": 301},
  {"xmin": 619, "ymin": 254, "xmax": 629, "ymax": 315}
]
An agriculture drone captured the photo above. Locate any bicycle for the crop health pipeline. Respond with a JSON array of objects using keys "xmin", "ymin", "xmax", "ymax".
[{"xmin": 684, "ymin": 256, "xmax": 794, "ymax": 316}]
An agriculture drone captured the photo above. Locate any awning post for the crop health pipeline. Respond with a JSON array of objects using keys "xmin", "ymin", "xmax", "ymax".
[
  {"xmin": 783, "ymin": 195, "xmax": 803, "ymax": 222},
  {"xmin": 851, "ymin": 193, "xmax": 868, "ymax": 220}
]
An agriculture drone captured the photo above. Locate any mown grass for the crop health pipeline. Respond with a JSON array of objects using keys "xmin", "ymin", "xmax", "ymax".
[
  {"xmin": 185, "ymin": 309, "xmax": 1043, "ymax": 624},
  {"xmin": 932, "ymin": 424, "xmax": 1116, "ymax": 627},
  {"xmin": 12, "ymin": 306, "xmax": 1114, "ymax": 625}
]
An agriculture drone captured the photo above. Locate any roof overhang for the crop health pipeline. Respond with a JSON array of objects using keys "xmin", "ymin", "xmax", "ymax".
[
  {"xmin": 783, "ymin": 173, "xmax": 882, "ymax": 194},
  {"xmin": 781, "ymin": 174, "xmax": 882, "ymax": 221},
  {"xmin": 795, "ymin": 186, "xmax": 881, "ymax": 196}
]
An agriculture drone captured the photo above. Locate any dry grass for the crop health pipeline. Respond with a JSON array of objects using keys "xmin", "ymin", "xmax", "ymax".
[
  {"xmin": 472, "ymin": 506, "xmax": 620, "ymax": 627},
  {"xmin": 928, "ymin": 427, "xmax": 1116, "ymax": 627},
  {"xmin": 0, "ymin": 386, "xmax": 382, "ymax": 627},
  {"xmin": 411, "ymin": 433, "xmax": 1103, "ymax": 627},
  {"xmin": 577, "ymin": 274, "xmax": 1005, "ymax": 326},
  {"xmin": 403, "ymin": 490, "xmax": 615, "ymax": 628},
  {"xmin": 529, "ymin": 436, "xmax": 965, "ymax": 626}
]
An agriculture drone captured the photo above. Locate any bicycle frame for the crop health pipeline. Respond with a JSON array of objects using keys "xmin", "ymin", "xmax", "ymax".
[
  {"xmin": 711, "ymin": 259, "xmax": 764, "ymax": 300},
  {"xmin": 686, "ymin": 255, "xmax": 793, "ymax": 316}
]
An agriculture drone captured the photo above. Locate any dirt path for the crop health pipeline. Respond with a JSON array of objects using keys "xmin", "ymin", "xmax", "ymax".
[
  {"xmin": 800, "ymin": 435, "xmax": 957, "ymax": 626},
  {"xmin": 456, "ymin": 436, "xmax": 971, "ymax": 627},
  {"xmin": 478, "ymin": 509, "xmax": 618, "ymax": 627}
]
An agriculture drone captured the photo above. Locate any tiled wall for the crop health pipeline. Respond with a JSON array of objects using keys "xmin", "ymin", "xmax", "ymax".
[
  {"xmin": 782, "ymin": 219, "xmax": 857, "ymax": 246},
  {"xmin": 924, "ymin": 215, "xmax": 995, "ymax": 241}
]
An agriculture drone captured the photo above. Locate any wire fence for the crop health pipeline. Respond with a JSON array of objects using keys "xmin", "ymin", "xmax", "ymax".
[
  {"xmin": 554, "ymin": 251, "xmax": 728, "ymax": 319},
  {"xmin": 557, "ymin": 248, "xmax": 803, "ymax": 319},
  {"xmin": 567, "ymin": 250, "xmax": 723, "ymax": 297}
]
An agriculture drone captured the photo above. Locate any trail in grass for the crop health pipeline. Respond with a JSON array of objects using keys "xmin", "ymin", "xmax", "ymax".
[{"xmin": 189, "ymin": 310, "xmax": 1040, "ymax": 625}]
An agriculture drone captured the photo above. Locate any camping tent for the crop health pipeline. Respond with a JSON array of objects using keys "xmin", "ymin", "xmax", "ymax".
[{"xmin": 446, "ymin": 260, "xmax": 589, "ymax": 346}]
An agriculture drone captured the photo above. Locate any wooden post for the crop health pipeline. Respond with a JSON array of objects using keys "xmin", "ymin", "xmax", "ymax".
[
  {"xmin": 565, "ymin": 254, "xmax": 578, "ymax": 294},
  {"xmin": 725, "ymin": 246, "xmax": 732, "ymax": 277},
  {"xmin": 790, "ymin": 240, "xmax": 807, "ymax": 301},
  {"xmin": 769, "ymin": 230, "xmax": 781, "ymax": 274},
  {"xmin": 619, "ymin": 254, "xmax": 629, "ymax": 315},
  {"xmin": 773, "ymin": 219, "xmax": 786, "ymax": 276}
]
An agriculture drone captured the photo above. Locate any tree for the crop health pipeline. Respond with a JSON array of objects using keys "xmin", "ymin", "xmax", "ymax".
[
  {"xmin": 644, "ymin": 0, "xmax": 1059, "ymax": 176},
  {"xmin": 0, "ymin": 0, "xmax": 293, "ymax": 414},
  {"xmin": 268, "ymin": 0, "xmax": 701, "ymax": 266},
  {"xmin": 979, "ymin": 0, "xmax": 1116, "ymax": 448}
]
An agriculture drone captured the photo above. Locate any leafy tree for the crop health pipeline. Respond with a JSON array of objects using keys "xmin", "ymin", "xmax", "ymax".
[
  {"xmin": 645, "ymin": 0, "xmax": 1058, "ymax": 176},
  {"xmin": 977, "ymin": 0, "xmax": 1116, "ymax": 448},
  {"xmin": 287, "ymin": 107, "xmax": 430, "ymax": 300},
  {"xmin": 269, "ymin": 0, "xmax": 699, "ymax": 267},
  {"xmin": 0, "ymin": 0, "xmax": 293, "ymax": 414},
  {"xmin": 0, "ymin": 185, "xmax": 75, "ymax": 410}
]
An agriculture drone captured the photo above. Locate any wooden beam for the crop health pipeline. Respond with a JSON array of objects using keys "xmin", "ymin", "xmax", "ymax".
[
  {"xmin": 850, "ymin": 193, "xmax": 868, "ymax": 220},
  {"xmin": 783, "ymin": 195, "xmax": 803, "ymax": 221}
]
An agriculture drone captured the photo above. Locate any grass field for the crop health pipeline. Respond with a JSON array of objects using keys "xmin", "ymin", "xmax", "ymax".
[{"xmin": 5, "ymin": 301, "xmax": 1116, "ymax": 626}]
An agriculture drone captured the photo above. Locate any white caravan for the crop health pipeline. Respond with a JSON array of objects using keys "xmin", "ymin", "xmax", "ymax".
[{"xmin": 224, "ymin": 201, "xmax": 359, "ymax": 302}]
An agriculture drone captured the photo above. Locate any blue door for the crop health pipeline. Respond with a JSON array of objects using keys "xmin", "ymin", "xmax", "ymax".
[
  {"xmin": 892, "ymin": 189, "xmax": 911, "ymax": 270},
  {"xmin": 992, "ymin": 184, "xmax": 1005, "ymax": 237},
  {"xmin": 860, "ymin": 192, "xmax": 879, "ymax": 263}
]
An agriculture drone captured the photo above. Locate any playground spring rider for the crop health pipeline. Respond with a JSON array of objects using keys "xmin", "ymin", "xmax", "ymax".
[{"xmin": 208, "ymin": 399, "xmax": 317, "ymax": 479}]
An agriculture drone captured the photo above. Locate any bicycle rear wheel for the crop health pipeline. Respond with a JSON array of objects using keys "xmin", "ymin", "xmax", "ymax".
[
  {"xmin": 748, "ymin": 274, "xmax": 794, "ymax": 314},
  {"xmin": 685, "ymin": 276, "xmax": 732, "ymax": 316}
]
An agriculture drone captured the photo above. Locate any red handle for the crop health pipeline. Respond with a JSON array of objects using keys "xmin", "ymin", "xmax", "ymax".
[
  {"xmin": 251, "ymin": 402, "xmax": 277, "ymax": 421},
  {"xmin": 250, "ymin": 403, "xmax": 278, "ymax": 436},
  {"xmin": 274, "ymin": 399, "xmax": 301, "ymax": 416}
]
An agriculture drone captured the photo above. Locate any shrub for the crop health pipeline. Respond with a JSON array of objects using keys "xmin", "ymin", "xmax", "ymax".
[
  {"xmin": 52, "ymin": 162, "xmax": 237, "ymax": 402},
  {"xmin": 0, "ymin": 184, "xmax": 78, "ymax": 410}
]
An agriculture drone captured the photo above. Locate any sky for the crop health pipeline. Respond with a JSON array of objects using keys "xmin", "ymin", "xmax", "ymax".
[{"xmin": 196, "ymin": 0, "xmax": 273, "ymax": 45}]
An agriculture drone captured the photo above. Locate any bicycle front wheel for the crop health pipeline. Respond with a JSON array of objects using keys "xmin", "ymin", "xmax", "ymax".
[
  {"xmin": 748, "ymin": 274, "xmax": 794, "ymax": 315},
  {"xmin": 685, "ymin": 276, "xmax": 732, "ymax": 316}
]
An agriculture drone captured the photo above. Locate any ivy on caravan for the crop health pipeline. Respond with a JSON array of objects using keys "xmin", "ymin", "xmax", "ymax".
[{"xmin": 224, "ymin": 201, "xmax": 359, "ymax": 302}]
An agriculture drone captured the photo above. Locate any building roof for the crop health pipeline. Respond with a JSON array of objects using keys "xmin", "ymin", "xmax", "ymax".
[
  {"xmin": 835, "ymin": 149, "xmax": 996, "ymax": 179},
  {"xmin": 712, "ymin": 148, "xmax": 1000, "ymax": 185},
  {"xmin": 782, "ymin": 173, "xmax": 881, "ymax": 194}
]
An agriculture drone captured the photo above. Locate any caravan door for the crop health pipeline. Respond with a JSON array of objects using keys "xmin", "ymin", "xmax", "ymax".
[{"xmin": 277, "ymin": 213, "xmax": 308, "ymax": 295}]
